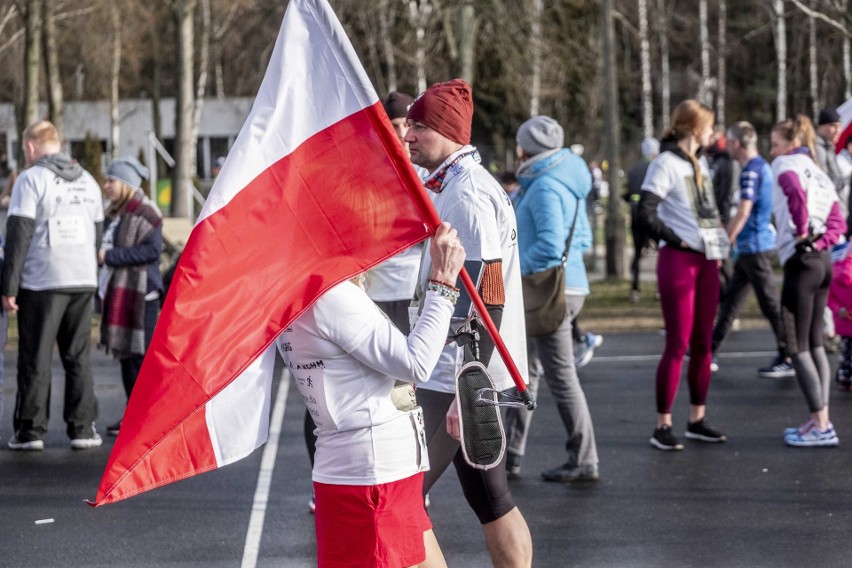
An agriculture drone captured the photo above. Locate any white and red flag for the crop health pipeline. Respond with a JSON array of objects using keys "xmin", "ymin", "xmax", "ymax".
[{"xmin": 90, "ymin": 0, "xmax": 437, "ymax": 506}]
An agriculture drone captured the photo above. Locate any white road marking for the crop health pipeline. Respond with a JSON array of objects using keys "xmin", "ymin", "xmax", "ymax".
[
  {"xmin": 589, "ymin": 351, "xmax": 777, "ymax": 363},
  {"xmin": 241, "ymin": 369, "xmax": 290, "ymax": 568}
]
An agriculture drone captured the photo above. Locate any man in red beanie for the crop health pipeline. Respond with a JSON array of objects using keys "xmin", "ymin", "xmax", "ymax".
[{"xmin": 405, "ymin": 79, "xmax": 533, "ymax": 568}]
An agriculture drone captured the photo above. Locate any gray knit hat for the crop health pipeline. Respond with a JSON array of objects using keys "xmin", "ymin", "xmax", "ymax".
[
  {"xmin": 106, "ymin": 156, "xmax": 149, "ymax": 190},
  {"xmin": 516, "ymin": 116, "xmax": 565, "ymax": 156}
]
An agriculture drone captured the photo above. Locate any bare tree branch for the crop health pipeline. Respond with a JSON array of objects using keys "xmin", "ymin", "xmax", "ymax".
[
  {"xmin": 788, "ymin": 0, "xmax": 851, "ymax": 39},
  {"xmin": 611, "ymin": 9, "xmax": 639, "ymax": 38}
]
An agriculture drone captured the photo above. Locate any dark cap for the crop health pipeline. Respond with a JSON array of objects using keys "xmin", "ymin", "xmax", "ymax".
[
  {"xmin": 382, "ymin": 92, "xmax": 414, "ymax": 121},
  {"xmin": 818, "ymin": 107, "xmax": 841, "ymax": 126}
]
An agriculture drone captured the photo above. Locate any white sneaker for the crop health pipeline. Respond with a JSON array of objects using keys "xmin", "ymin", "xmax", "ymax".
[
  {"xmin": 70, "ymin": 431, "xmax": 103, "ymax": 450},
  {"xmin": 8, "ymin": 436, "xmax": 44, "ymax": 451},
  {"xmin": 576, "ymin": 333, "xmax": 603, "ymax": 368}
]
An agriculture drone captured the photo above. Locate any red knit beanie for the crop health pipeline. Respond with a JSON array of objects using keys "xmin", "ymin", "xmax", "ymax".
[{"xmin": 407, "ymin": 79, "xmax": 473, "ymax": 145}]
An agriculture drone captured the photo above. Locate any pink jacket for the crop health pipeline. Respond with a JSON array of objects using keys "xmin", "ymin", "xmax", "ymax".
[{"xmin": 829, "ymin": 254, "xmax": 852, "ymax": 337}]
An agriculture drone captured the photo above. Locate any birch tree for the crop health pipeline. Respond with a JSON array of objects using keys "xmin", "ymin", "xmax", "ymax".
[
  {"xmin": 191, "ymin": 0, "xmax": 211, "ymax": 178},
  {"xmin": 408, "ymin": 0, "xmax": 432, "ymax": 94},
  {"xmin": 21, "ymin": 0, "xmax": 41, "ymax": 136},
  {"xmin": 657, "ymin": 0, "xmax": 670, "ymax": 130},
  {"xmin": 109, "ymin": 0, "xmax": 120, "ymax": 159},
  {"xmin": 172, "ymin": 0, "xmax": 196, "ymax": 218},
  {"xmin": 602, "ymin": 0, "xmax": 624, "ymax": 278},
  {"xmin": 529, "ymin": 0, "xmax": 542, "ymax": 117},
  {"xmin": 42, "ymin": 0, "xmax": 63, "ymax": 143},
  {"xmin": 698, "ymin": 0, "xmax": 710, "ymax": 105},
  {"xmin": 808, "ymin": 7, "xmax": 818, "ymax": 119},
  {"xmin": 717, "ymin": 0, "xmax": 726, "ymax": 128},
  {"xmin": 378, "ymin": 0, "xmax": 397, "ymax": 93},
  {"xmin": 439, "ymin": 0, "xmax": 477, "ymax": 86},
  {"xmin": 773, "ymin": 0, "xmax": 787, "ymax": 122},
  {"xmin": 639, "ymin": 0, "xmax": 653, "ymax": 138}
]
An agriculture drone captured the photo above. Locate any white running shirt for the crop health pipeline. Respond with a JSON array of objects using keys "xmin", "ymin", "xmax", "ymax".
[
  {"xmin": 418, "ymin": 146, "xmax": 529, "ymax": 393},
  {"xmin": 277, "ymin": 283, "xmax": 453, "ymax": 485}
]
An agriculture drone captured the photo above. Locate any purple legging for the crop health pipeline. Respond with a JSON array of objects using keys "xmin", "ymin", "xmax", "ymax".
[{"xmin": 655, "ymin": 246, "xmax": 720, "ymax": 414}]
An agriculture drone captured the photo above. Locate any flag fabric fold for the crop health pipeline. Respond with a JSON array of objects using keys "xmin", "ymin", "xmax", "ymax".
[{"xmin": 90, "ymin": 0, "xmax": 436, "ymax": 507}]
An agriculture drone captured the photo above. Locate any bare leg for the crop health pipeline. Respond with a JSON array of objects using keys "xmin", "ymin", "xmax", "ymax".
[
  {"xmin": 481, "ymin": 507, "xmax": 533, "ymax": 568},
  {"xmin": 688, "ymin": 404, "xmax": 705, "ymax": 423},
  {"xmin": 415, "ymin": 529, "xmax": 447, "ymax": 568}
]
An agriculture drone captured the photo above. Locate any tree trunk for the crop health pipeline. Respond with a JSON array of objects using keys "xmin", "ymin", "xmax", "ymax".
[
  {"xmin": 109, "ymin": 1, "xmax": 121, "ymax": 160},
  {"xmin": 698, "ymin": 0, "xmax": 710, "ymax": 105},
  {"xmin": 192, "ymin": 0, "xmax": 211, "ymax": 179},
  {"xmin": 152, "ymin": 16, "xmax": 165, "ymax": 183},
  {"xmin": 845, "ymin": 0, "xmax": 851, "ymax": 99},
  {"xmin": 408, "ymin": 0, "xmax": 431, "ymax": 94},
  {"xmin": 528, "ymin": 0, "xmax": 543, "ymax": 117},
  {"xmin": 458, "ymin": 0, "xmax": 476, "ymax": 85},
  {"xmin": 602, "ymin": 0, "xmax": 624, "ymax": 279},
  {"xmin": 657, "ymin": 0, "xmax": 671, "ymax": 131},
  {"xmin": 845, "ymin": 31, "xmax": 851, "ymax": 100},
  {"xmin": 808, "ymin": 6, "xmax": 818, "ymax": 119},
  {"xmin": 773, "ymin": 0, "xmax": 787, "ymax": 122},
  {"xmin": 172, "ymin": 0, "xmax": 196, "ymax": 219},
  {"xmin": 717, "ymin": 0, "xmax": 726, "ymax": 128},
  {"xmin": 42, "ymin": 0, "xmax": 64, "ymax": 144},
  {"xmin": 378, "ymin": 0, "xmax": 397, "ymax": 93},
  {"xmin": 21, "ymin": 0, "xmax": 41, "ymax": 140},
  {"xmin": 639, "ymin": 0, "xmax": 653, "ymax": 138}
]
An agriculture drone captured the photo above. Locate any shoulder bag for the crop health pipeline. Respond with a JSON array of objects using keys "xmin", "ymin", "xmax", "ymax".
[{"xmin": 522, "ymin": 196, "xmax": 580, "ymax": 337}]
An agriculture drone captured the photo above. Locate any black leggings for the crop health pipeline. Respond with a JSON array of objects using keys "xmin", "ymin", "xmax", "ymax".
[
  {"xmin": 781, "ymin": 250, "xmax": 832, "ymax": 413},
  {"xmin": 419, "ymin": 389, "xmax": 516, "ymax": 525}
]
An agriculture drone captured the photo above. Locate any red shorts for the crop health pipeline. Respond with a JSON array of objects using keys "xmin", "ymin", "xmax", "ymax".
[{"xmin": 314, "ymin": 473, "xmax": 432, "ymax": 568}]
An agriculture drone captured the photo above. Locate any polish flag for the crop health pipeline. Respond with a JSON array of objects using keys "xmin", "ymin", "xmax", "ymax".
[
  {"xmin": 90, "ymin": 0, "xmax": 438, "ymax": 506},
  {"xmin": 837, "ymin": 96, "xmax": 852, "ymax": 153}
]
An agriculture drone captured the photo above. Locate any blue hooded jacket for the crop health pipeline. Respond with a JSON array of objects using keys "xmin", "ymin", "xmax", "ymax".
[{"xmin": 515, "ymin": 148, "xmax": 592, "ymax": 294}]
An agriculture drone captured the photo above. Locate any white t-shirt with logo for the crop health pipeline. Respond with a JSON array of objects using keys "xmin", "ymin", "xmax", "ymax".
[
  {"xmin": 418, "ymin": 147, "xmax": 529, "ymax": 393},
  {"xmin": 641, "ymin": 151, "xmax": 718, "ymax": 252},
  {"xmin": 771, "ymin": 152, "xmax": 838, "ymax": 265},
  {"xmin": 277, "ymin": 282, "xmax": 453, "ymax": 486},
  {"xmin": 9, "ymin": 163, "xmax": 104, "ymax": 290}
]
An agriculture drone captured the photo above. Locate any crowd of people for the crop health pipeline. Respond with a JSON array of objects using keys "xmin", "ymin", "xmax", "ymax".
[{"xmin": 1, "ymin": 79, "xmax": 851, "ymax": 566}]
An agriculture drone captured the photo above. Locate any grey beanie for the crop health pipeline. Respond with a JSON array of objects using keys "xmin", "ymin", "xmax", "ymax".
[
  {"xmin": 516, "ymin": 116, "xmax": 564, "ymax": 156},
  {"xmin": 106, "ymin": 156, "xmax": 149, "ymax": 190},
  {"xmin": 640, "ymin": 137, "xmax": 660, "ymax": 159}
]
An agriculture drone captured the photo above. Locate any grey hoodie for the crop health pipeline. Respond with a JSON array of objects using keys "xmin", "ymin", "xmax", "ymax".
[{"xmin": 35, "ymin": 153, "xmax": 84, "ymax": 182}]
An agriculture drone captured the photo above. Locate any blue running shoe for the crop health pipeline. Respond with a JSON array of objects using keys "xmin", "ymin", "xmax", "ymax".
[
  {"xmin": 576, "ymin": 333, "xmax": 603, "ymax": 368},
  {"xmin": 784, "ymin": 422, "xmax": 839, "ymax": 447}
]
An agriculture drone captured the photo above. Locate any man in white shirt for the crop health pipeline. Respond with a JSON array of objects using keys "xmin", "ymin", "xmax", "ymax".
[
  {"xmin": 1, "ymin": 121, "xmax": 105, "ymax": 451},
  {"xmin": 404, "ymin": 79, "xmax": 532, "ymax": 568},
  {"xmin": 366, "ymin": 91, "xmax": 424, "ymax": 332}
]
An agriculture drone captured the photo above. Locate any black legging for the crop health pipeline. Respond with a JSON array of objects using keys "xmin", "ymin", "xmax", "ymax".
[{"xmin": 781, "ymin": 249, "xmax": 832, "ymax": 413}]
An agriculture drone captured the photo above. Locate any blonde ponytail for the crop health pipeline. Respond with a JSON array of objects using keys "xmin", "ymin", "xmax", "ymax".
[
  {"xmin": 669, "ymin": 99, "xmax": 714, "ymax": 188},
  {"xmin": 794, "ymin": 114, "xmax": 817, "ymax": 163}
]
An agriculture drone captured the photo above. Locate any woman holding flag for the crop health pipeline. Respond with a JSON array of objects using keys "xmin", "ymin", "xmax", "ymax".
[{"xmin": 278, "ymin": 222, "xmax": 464, "ymax": 568}]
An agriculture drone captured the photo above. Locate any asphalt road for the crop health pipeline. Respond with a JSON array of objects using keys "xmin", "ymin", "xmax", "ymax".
[{"xmin": 2, "ymin": 327, "xmax": 852, "ymax": 568}]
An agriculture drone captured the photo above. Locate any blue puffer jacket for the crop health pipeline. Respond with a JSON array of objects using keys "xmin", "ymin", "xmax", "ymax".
[{"xmin": 515, "ymin": 148, "xmax": 592, "ymax": 294}]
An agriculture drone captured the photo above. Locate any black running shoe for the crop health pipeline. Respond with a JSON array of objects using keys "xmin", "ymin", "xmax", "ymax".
[
  {"xmin": 685, "ymin": 418, "xmax": 727, "ymax": 443},
  {"xmin": 650, "ymin": 425, "xmax": 684, "ymax": 451}
]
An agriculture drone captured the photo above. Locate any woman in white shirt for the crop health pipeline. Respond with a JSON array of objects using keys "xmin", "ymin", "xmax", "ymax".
[
  {"xmin": 639, "ymin": 99, "xmax": 728, "ymax": 451},
  {"xmin": 771, "ymin": 115, "xmax": 846, "ymax": 447},
  {"xmin": 278, "ymin": 222, "xmax": 464, "ymax": 568}
]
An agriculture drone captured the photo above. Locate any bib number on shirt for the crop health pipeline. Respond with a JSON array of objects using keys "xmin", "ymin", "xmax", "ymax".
[
  {"xmin": 700, "ymin": 227, "xmax": 730, "ymax": 260},
  {"xmin": 48, "ymin": 216, "xmax": 86, "ymax": 246}
]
